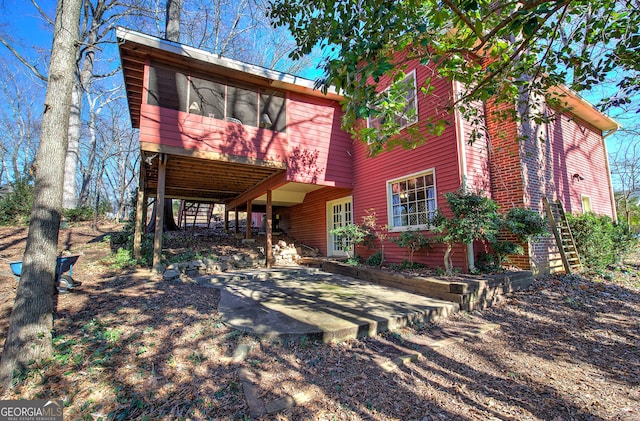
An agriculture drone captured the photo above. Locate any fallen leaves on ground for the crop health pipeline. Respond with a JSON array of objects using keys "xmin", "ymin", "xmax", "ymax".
[{"xmin": 0, "ymin": 223, "xmax": 638, "ymax": 420}]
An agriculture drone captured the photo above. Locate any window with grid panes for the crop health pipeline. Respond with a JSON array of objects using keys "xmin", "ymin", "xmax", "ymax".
[
  {"xmin": 367, "ymin": 70, "xmax": 418, "ymax": 130},
  {"xmin": 388, "ymin": 170, "xmax": 436, "ymax": 230}
]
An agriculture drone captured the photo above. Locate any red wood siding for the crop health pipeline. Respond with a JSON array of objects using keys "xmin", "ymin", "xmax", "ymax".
[
  {"xmin": 460, "ymin": 102, "xmax": 492, "ymax": 193},
  {"xmin": 548, "ymin": 111, "xmax": 613, "ymax": 217},
  {"xmin": 139, "ymin": 105, "xmax": 289, "ymax": 163},
  {"xmin": 352, "ymin": 56, "xmax": 467, "ymax": 270},
  {"xmin": 279, "ymin": 187, "xmax": 353, "ymax": 255},
  {"xmin": 138, "ymin": 62, "xmax": 354, "ymax": 188},
  {"xmin": 287, "ymin": 93, "xmax": 353, "ymax": 188}
]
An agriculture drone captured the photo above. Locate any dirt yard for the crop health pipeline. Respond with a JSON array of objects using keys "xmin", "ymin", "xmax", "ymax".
[{"xmin": 0, "ymin": 222, "xmax": 638, "ymax": 420}]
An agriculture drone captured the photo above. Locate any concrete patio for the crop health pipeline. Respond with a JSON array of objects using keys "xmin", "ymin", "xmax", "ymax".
[{"xmin": 197, "ymin": 268, "xmax": 460, "ymax": 342}]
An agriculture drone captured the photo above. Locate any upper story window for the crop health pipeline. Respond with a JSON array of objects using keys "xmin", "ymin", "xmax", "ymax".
[
  {"xmin": 368, "ymin": 70, "xmax": 418, "ymax": 131},
  {"xmin": 581, "ymin": 195, "xmax": 592, "ymax": 213},
  {"xmin": 147, "ymin": 65, "xmax": 188, "ymax": 112},
  {"xmin": 146, "ymin": 63, "xmax": 286, "ymax": 132},
  {"xmin": 387, "ymin": 169, "xmax": 436, "ymax": 231}
]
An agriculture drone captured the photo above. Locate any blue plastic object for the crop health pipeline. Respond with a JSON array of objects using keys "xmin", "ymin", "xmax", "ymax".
[{"xmin": 9, "ymin": 255, "xmax": 80, "ymax": 282}]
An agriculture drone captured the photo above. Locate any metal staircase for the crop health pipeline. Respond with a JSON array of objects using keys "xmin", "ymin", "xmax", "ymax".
[{"xmin": 543, "ymin": 198, "xmax": 582, "ymax": 274}]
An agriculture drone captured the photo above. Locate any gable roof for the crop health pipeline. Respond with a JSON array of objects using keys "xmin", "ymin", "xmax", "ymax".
[{"xmin": 116, "ymin": 27, "xmax": 342, "ymax": 128}]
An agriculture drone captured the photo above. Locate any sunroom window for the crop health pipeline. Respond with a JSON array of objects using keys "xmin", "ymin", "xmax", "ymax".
[
  {"xmin": 227, "ymin": 83, "xmax": 258, "ymax": 127},
  {"xmin": 146, "ymin": 63, "xmax": 287, "ymax": 132},
  {"xmin": 188, "ymin": 75, "xmax": 225, "ymax": 119},
  {"xmin": 147, "ymin": 65, "xmax": 188, "ymax": 112},
  {"xmin": 388, "ymin": 170, "xmax": 436, "ymax": 230}
]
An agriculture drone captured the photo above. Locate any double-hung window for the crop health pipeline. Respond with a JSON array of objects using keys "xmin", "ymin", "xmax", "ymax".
[
  {"xmin": 368, "ymin": 70, "xmax": 418, "ymax": 130},
  {"xmin": 387, "ymin": 169, "xmax": 436, "ymax": 231}
]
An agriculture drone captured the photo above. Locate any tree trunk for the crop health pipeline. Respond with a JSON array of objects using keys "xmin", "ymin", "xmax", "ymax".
[
  {"xmin": 63, "ymin": 78, "xmax": 81, "ymax": 209},
  {"xmin": 0, "ymin": 0, "xmax": 82, "ymax": 393},
  {"xmin": 146, "ymin": 199, "xmax": 179, "ymax": 233},
  {"xmin": 165, "ymin": 0, "xmax": 181, "ymax": 42},
  {"xmin": 444, "ymin": 243, "xmax": 453, "ymax": 275}
]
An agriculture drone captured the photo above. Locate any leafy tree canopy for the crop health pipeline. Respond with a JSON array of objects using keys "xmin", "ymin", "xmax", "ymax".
[{"xmin": 269, "ymin": 0, "xmax": 639, "ymax": 153}]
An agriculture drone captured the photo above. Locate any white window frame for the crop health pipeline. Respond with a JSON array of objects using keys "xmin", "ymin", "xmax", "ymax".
[
  {"xmin": 386, "ymin": 168, "xmax": 437, "ymax": 232},
  {"xmin": 326, "ymin": 196, "xmax": 354, "ymax": 257},
  {"xmin": 367, "ymin": 70, "xmax": 418, "ymax": 131},
  {"xmin": 581, "ymin": 195, "xmax": 592, "ymax": 213}
]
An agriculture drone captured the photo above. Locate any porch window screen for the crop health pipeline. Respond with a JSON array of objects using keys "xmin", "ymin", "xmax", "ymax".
[
  {"xmin": 260, "ymin": 89, "xmax": 286, "ymax": 132},
  {"xmin": 227, "ymin": 83, "xmax": 258, "ymax": 127},
  {"xmin": 147, "ymin": 65, "xmax": 188, "ymax": 112},
  {"xmin": 188, "ymin": 76, "xmax": 225, "ymax": 119},
  {"xmin": 146, "ymin": 63, "xmax": 286, "ymax": 131},
  {"xmin": 388, "ymin": 170, "xmax": 436, "ymax": 230}
]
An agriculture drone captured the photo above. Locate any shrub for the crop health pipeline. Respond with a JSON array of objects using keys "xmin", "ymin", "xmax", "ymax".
[
  {"xmin": 110, "ymin": 248, "xmax": 137, "ymax": 270},
  {"xmin": 391, "ymin": 230, "xmax": 432, "ymax": 265},
  {"xmin": 330, "ymin": 223, "xmax": 372, "ymax": 258},
  {"xmin": 62, "ymin": 206, "xmax": 95, "ymax": 222},
  {"xmin": 366, "ymin": 251, "xmax": 383, "ymax": 266},
  {"xmin": 432, "ymin": 189, "xmax": 500, "ymax": 275},
  {"xmin": 0, "ymin": 177, "xmax": 34, "ymax": 225},
  {"xmin": 491, "ymin": 240, "xmax": 524, "ymax": 268},
  {"xmin": 567, "ymin": 212, "xmax": 637, "ymax": 270},
  {"xmin": 361, "ymin": 208, "xmax": 388, "ymax": 266},
  {"xmin": 503, "ymin": 208, "xmax": 548, "ymax": 241}
]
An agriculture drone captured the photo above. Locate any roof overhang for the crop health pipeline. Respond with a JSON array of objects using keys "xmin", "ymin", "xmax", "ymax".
[
  {"xmin": 116, "ymin": 27, "xmax": 343, "ymax": 128},
  {"xmin": 548, "ymin": 85, "xmax": 619, "ymax": 132}
]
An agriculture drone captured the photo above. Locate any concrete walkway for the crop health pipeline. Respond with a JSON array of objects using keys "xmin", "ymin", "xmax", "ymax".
[{"xmin": 197, "ymin": 268, "xmax": 460, "ymax": 342}]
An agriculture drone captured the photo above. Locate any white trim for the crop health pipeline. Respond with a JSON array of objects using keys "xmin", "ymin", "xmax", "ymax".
[
  {"xmin": 326, "ymin": 196, "xmax": 354, "ymax": 257},
  {"xmin": 367, "ymin": 69, "xmax": 419, "ymax": 131},
  {"xmin": 580, "ymin": 194, "xmax": 592, "ymax": 213},
  {"xmin": 602, "ymin": 129, "xmax": 619, "ymax": 222},
  {"xmin": 453, "ymin": 80, "xmax": 474, "ymax": 270},
  {"xmin": 453, "ymin": 80, "xmax": 468, "ymax": 188},
  {"xmin": 386, "ymin": 168, "xmax": 437, "ymax": 232}
]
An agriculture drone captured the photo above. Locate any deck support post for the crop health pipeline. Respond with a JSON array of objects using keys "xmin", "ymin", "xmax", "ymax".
[
  {"xmin": 234, "ymin": 209, "xmax": 239, "ymax": 235},
  {"xmin": 152, "ymin": 153, "xmax": 167, "ymax": 272},
  {"xmin": 224, "ymin": 207, "xmax": 229, "ymax": 231},
  {"xmin": 133, "ymin": 163, "xmax": 146, "ymax": 259},
  {"xmin": 266, "ymin": 190, "xmax": 273, "ymax": 268},
  {"xmin": 246, "ymin": 200, "xmax": 252, "ymax": 239}
]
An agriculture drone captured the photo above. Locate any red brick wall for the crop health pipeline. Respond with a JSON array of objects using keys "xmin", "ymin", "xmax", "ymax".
[{"xmin": 484, "ymin": 98, "xmax": 531, "ymax": 269}]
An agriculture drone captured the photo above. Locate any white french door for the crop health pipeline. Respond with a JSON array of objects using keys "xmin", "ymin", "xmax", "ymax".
[{"xmin": 327, "ymin": 197, "xmax": 353, "ymax": 257}]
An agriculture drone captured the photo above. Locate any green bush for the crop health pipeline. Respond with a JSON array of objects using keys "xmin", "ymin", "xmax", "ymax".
[
  {"xmin": 503, "ymin": 208, "xmax": 548, "ymax": 241},
  {"xmin": 391, "ymin": 230, "xmax": 432, "ymax": 265},
  {"xmin": 432, "ymin": 189, "xmax": 500, "ymax": 275},
  {"xmin": 330, "ymin": 223, "xmax": 372, "ymax": 258},
  {"xmin": 0, "ymin": 177, "xmax": 34, "ymax": 225},
  {"xmin": 366, "ymin": 251, "xmax": 383, "ymax": 266},
  {"xmin": 62, "ymin": 206, "xmax": 95, "ymax": 222},
  {"xmin": 567, "ymin": 212, "xmax": 636, "ymax": 270},
  {"xmin": 491, "ymin": 240, "xmax": 524, "ymax": 268}
]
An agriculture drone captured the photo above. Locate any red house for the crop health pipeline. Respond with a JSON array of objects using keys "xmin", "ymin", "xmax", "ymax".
[{"xmin": 117, "ymin": 28, "xmax": 618, "ymax": 276}]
